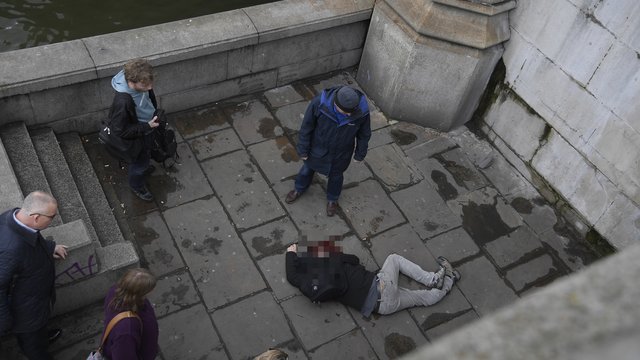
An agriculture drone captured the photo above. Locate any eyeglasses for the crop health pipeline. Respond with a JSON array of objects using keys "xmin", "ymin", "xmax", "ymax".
[{"xmin": 30, "ymin": 212, "xmax": 56, "ymax": 220}]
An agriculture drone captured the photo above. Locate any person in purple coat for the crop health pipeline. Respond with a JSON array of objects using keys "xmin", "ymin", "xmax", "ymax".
[{"xmin": 102, "ymin": 268, "xmax": 159, "ymax": 360}]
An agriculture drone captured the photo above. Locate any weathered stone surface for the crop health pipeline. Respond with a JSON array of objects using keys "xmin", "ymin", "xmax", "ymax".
[
  {"xmin": 484, "ymin": 226, "xmax": 544, "ymax": 269},
  {"xmin": 309, "ymin": 329, "xmax": 377, "ymax": 359},
  {"xmin": 264, "ymin": 84, "xmax": 305, "ymax": 108},
  {"xmin": 340, "ymin": 180, "xmax": 405, "ymax": 238},
  {"xmin": 416, "ymin": 158, "xmax": 468, "ymax": 201},
  {"xmin": 365, "ymin": 143, "xmax": 422, "ymax": 191},
  {"xmin": 188, "ymin": 128, "xmax": 243, "ymax": 161},
  {"xmin": 391, "ymin": 181, "xmax": 461, "ymax": 240},
  {"xmin": 339, "ymin": 234, "xmax": 379, "ymax": 272},
  {"xmin": 281, "ymin": 295, "xmax": 356, "ymax": 350},
  {"xmin": 342, "ymin": 160, "xmax": 373, "ymax": 186},
  {"xmin": 225, "ymin": 99, "xmax": 283, "ymax": 145},
  {"xmin": 157, "ymin": 304, "xmax": 227, "ymax": 360},
  {"xmin": 425, "ymin": 310, "xmax": 480, "ymax": 341},
  {"xmin": 130, "ymin": 211, "xmax": 184, "ymax": 276},
  {"xmin": 212, "ymin": 292, "xmax": 295, "ymax": 359},
  {"xmin": 368, "ymin": 126, "xmax": 394, "ymax": 149},
  {"xmin": 455, "ymin": 256, "xmax": 518, "ymax": 316},
  {"xmin": 370, "ymin": 108, "xmax": 389, "ymax": 130},
  {"xmin": 352, "ymin": 309, "xmax": 427, "ymax": 360},
  {"xmin": 148, "ymin": 142, "xmax": 213, "ymax": 209},
  {"xmin": 426, "ymin": 228, "xmax": 480, "ymax": 263},
  {"xmin": 149, "ymin": 270, "xmax": 200, "ymax": 317},
  {"xmin": 241, "ymin": 217, "xmax": 297, "ymax": 259},
  {"xmin": 594, "ymin": 193, "xmax": 640, "ymax": 250},
  {"xmin": 505, "ymin": 254, "xmax": 558, "ymax": 292},
  {"xmin": 274, "ymin": 101, "xmax": 309, "ymax": 133},
  {"xmin": 256, "ymin": 250, "xmax": 298, "ymax": 301},
  {"xmin": 274, "ymin": 180, "xmax": 351, "ymax": 235},
  {"xmin": 405, "ymin": 137, "xmax": 457, "ymax": 163},
  {"xmin": 164, "ymin": 197, "xmax": 266, "ymax": 309},
  {"xmin": 248, "ymin": 136, "xmax": 301, "ymax": 184},
  {"xmin": 410, "ymin": 286, "xmax": 473, "ymax": 331},
  {"xmin": 436, "ymin": 147, "xmax": 489, "ymax": 193},
  {"xmin": 202, "ymin": 150, "xmax": 285, "ymax": 230}
]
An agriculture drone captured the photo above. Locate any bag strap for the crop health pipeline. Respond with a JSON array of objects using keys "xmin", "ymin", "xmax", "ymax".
[{"xmin": 97, "ymin": 311, "xmax": 141, "ymax": 351}]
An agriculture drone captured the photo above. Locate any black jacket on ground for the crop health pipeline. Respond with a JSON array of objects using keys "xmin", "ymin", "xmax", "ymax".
[
  {"xmin": 285, "ymin": 252, "xmax": 376, "ymax": 311},
  {"xmin": 103, "ymin": 90, "xmax": 157, "ymax": 163},
  {"xmin": 0, "ymin": 209, "xmax": 56, "ymax": 334}
]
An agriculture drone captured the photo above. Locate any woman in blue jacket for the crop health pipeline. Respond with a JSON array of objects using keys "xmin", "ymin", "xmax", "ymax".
[{"xmin": 285, "ymin": 86, "xmax": 371, "ymax": 216}]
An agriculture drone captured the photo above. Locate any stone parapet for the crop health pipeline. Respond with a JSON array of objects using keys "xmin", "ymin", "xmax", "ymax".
[{"xmin": 0, "ymin": 0, "xmax": 374, "ymax": 133}]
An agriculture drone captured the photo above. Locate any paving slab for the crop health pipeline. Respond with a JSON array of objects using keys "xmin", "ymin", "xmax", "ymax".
[
  {"xmin": 415, "ymin": 157, "xmax": 468, "ymax": 201},
  {"xmin": 365, "ymin": 143, "xmax": 422, "ymax": 191},
  {"xmin": 213, "ymin": 291, "xmax": 295, "ymax": 359},
  {"xmin": 435, "ymin": 147, "xmax": 489, "ymax": 192},
  {"xmin": 188, "ymin": 127, "xmax": 244, "ymax": 161},
  {"xmin": 340, "ymin": 179, "xmax": 405, "ymax": 238},
  {"xmin": 409, "ymin": 286, "xmax": 473, "ymax": 331},
  {"xmin": 241, "ymin": 216, "xmax": 297, "ymax": 259},
  {"xmin": 52, "ymin": 333, "xmax": 102, "ymax": 360},
  {"xmin": 339, "ymin": 234, "xmax": 379, "ymax": 272},
  {"xmin": 447, "ymin": 187, "xmax": 523, "ymax": 246},
  {"xmin": 281, "ymin": 295, "xmax": 356, "ymax": 350},
  {"xmin": 157, "ymin": 304, "xmax": 227, "ymax": 360},
  {"xmin": 425, "ymin": 228, "xmax": 480, "ymax": 264},
  {"xmin": 351, "ymin": 309, "xmax": 427, "ymax": 360},
  {"xmin": 225, "ymin": 98, "xmax": 283, "ymax": 145},
  {"xmin": 388, "ymin": 122, "xmax": 447, "ymax": 151},
  {"xmin": 505, "ymin": 254, "xmax": 559, "ymax": 292},
  {"xmin": 274, "ymin": 180, "xmax": 351, "ymax": 235},
  {"xmin": 368, "ymin": 126, "xmax": 394, "ymax": 149},
  {"xmin": 424, "ymin": 309, "xmax": 479, "ymax": 341},
  {"xmin": 456, "ymin": 256, "xmax": 519, "ymax": 316},
  {"xmin": 308, "ymin": 71, "xmax": 361, "ymax": 94},
  {"xmin": 274, "ymin": 101, "xmax": 309, "ymax": 134},
  {"xmin": 264, "ymin": 85, "xmax": 305, "ymax": 108},
  {"xmin": 309, "ymin": 329, "xmax": 377, "ymax": 360},
  {"xmin": 169, "ymin": 106, "xmax": 230, "ymax": 140},
  {"xmin": 148, "ymin": 142, "xmax": 214, "ymax": 209},
  {"xmin": 202, "ymin": 150, "xmax": 285, "ymax": 230},
  {"xmin": 391, "ymin": 181, "xmax": 461, "ymax": 240},
  {"xmin": 538, "ymin": 227, "xmax": 599, "ymax": 272},
  {"xmin": 49, "ymin": 301, "xmax": 104, "ymax": 353},
  {"xmin": 257, "ymin": 250, "xmax": 299, "ymax": 301},
  {"xmin": 405, "ymin": 137, "xmax": 457, "ymax": 162},
  {"xmin": 484, "ymin": 225, "xmax": 545, "ymax": 269},
  {"xmin": 509, "ymin": 195, "xmax": 560, "ymax": 236},
  {"xmin": 164, "ymin": 197, "xmax": 266, "ymax": 309},
  {"xmin": 130, "ymin": 210, "xmax": 184, "ymax": 276},
  {"xmin": 370, "ymin": 108, "xmax": 390, "ymax": 130},
  {"xmin": 148, "ymin": 270, "xmax": 201, "ymax": 318},
  {"xmin": 248, "ymin": 136, "xmax": 301, "ymax": 184}
]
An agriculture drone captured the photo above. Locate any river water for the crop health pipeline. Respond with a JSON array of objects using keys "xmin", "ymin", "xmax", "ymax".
[{"xmin": 0, "ymin": 0, "xmax": 277, "ymax": 53}]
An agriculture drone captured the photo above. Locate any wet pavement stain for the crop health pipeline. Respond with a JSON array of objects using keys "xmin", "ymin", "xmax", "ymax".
[
  {"xmin": 189, "ymin": 237, "xmax": 223, "ymax": 255},
  {"xmin": 159, "ymin": 283, "xmax": 190, "ymax": 304},
  {"xmin": 153, "ymin": 248, "xmax": 174, "ymax": 265},
  {"xmin": 244, "ymin": 177, "xmax": 254, "ymax": 183},
  {"xmin": 421, "ymin": 309, "xmax": 471, "ymax": 330},
  {"xmin": 257, "ymin": 117, "xmax": 278, "ymax": 138},
  {"xmin": 135, "ymin": 223, "xmax": 159, "ymax": 245},
  {"xmin": 462, "ymin": 201, "xmax": 517, "ymax": 245},
  {"xmin": 510, "ymin": 197, "xmax": 533, "ymax": 214},
  {"xmin": 238, "ymin": 201, "xmax": 250, "ymax": 213},
  {"xmin": 390, "ymin": 128, "xmax": 417, "ymax": 146},
  {"xmin": 281, "ymin": 145, "xmax": 299, "ymax": 163},
  {"xmin": 251, "ymin": 228, "xmax": 285, "ymax": 257},
  {"xmin": 171, "ymin": 107, "xmax": 227, "ymax": 137},
  {"xmin": 439, "ymin": 159, "xmax": 478, "ymax": 188},
  {"xmin": 384, "ymin": 332, "xmax": 416, "ymax": 359},
  {"xmin": 423, "ymin": 220, "xmax": 439, "ymax": 232},
  {"xmin": 431, "ymin": 170, "xmax": 458, "ymax": 200}
]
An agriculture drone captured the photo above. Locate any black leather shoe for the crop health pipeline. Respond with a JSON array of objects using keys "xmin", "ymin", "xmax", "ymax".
[
  {"xmin": 326, "ymin": 201, "xmax": 339, "ymax": 217},
  {"xmin": 48, "ymin": 328, "xmax": 62, "ymax": 344},
  {"xmin": 131, "ymin": 186, "xmax": 154, "ymax": 202},
  {"xmin": 285, "ymin": 190, "xmax": 302, "ymax": 204}
]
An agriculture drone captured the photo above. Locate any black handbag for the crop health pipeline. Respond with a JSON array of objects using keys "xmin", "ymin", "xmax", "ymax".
[{"xmin": 98, "ymin": 121, "xmax": 137, "ymax": 163}]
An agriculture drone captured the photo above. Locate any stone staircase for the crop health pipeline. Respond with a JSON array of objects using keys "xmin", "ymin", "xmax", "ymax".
[{"xmin": 0, "ymin": 121, "xmax": 139, "ymax": 316}]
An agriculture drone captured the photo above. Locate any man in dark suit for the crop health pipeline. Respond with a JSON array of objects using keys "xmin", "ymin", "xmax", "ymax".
[{"xmin": 0, "ymin": 191, "xmax": 68, "ymax": 360}]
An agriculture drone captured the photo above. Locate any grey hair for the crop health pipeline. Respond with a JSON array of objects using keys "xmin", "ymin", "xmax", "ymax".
[{"xmin": 21, "ymin": 191, "xmax": 57, "ymax": 214}]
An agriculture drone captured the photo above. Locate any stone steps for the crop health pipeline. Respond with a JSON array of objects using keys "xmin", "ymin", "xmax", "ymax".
[{"xmin": 0, "ymin": 121, "xmax": 139, "ymax": 317}]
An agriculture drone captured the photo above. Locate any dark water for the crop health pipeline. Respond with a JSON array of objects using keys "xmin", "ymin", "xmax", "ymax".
[{"xmin": 0, "ymin": 0, "xmax": 278, "ymax": 53}]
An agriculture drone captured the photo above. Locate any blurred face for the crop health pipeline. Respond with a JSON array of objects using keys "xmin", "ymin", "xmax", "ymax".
[
  {"xmin": 30, "ymin": 203, "xmax": 57, "ymax": 230},
  {"xmin": 128, "ymin": 80, "xmax": 153, "ymax": 92}
]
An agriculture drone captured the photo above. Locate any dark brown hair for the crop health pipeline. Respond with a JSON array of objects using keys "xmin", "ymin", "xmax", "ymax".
[
  {"xmin": 123, "ymin": 58, "xmax": 154, "ymax": 85},
  {"xmin": 109, "ymin": 268, "xmax": 157, "ymax": 312}
]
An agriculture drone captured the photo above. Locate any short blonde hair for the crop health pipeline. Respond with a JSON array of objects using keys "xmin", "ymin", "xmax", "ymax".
[{"xmin": 254, "ymin": 349, "xmax": 288, "ymax": 360}]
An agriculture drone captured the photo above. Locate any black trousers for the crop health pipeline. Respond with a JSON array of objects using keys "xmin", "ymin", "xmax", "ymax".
[{"xmin": 15, "ymin": 326, "xmax": 53, "ymax": 360}]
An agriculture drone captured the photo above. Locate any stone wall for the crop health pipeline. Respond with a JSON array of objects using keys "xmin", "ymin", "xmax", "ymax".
[
  {"xmin": 476, "ymin": 0, "xmax": 640, "ymax": 249},
  {"xmin": 0, "ymin": 0, "xmax": 373, "ymax": 134}
]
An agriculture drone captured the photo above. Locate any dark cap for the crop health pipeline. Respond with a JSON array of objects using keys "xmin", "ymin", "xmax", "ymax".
[{"xmin": 334, "ymin": 86, "xmax": 360, "ymax": 113}]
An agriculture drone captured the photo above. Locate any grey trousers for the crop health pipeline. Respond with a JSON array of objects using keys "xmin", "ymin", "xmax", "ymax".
[{"xmin": 377, "ymin": 254, "xmax": 453, "ymax": 315}]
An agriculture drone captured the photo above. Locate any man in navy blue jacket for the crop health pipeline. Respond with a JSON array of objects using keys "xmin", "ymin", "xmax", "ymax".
[
  {"xmin": 285, "ymin": 86, "xmax": 372, "ymax": 216},
  {"xmin": 0, "ymin": 191, "xmax": 68, "ymax": 360}
]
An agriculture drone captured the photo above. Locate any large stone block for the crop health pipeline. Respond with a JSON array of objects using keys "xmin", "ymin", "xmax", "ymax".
[
  {"xmin": 29, "ymin": 81, "xmax": 102, "ymax": 126},
  {"xmin": 592, "ymin": 0, "xmax": 640, "ymax": 52},
  {"xmin": 357, "ymin": 2, "xmax": 503, "ymax": 131},
  {"xmin": 276, "ymin": 48, "xmax": 363, "ymax": 86},
  {"xmin": 0, "ymin": 94, "xmax": 34, "ymax": 127},
  {"xmin": 0, "ymin": 139, "xmax": 22, "ymax": 210},
  {"xmin": 594, "ymin": 193, "xmax": 640, "ymax": 249},
  {"xmin": 532, "ymin": 130, "xmax": 618, "ymax": 225},
  {"xmin": 155, "ymin": 51, "xmax": 228, "ymax": 95}
]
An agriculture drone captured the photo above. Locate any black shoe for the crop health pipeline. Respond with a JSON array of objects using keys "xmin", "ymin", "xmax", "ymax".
[
  {"xmin": 143, "ymin": 165, "xmax": 156, "ymax": 176},
  {"xmin": 326, "ymin": 201, "xmax": 338, "ymax": 217},
  {"xmin": 131, "ymin": 186, "xmax": 154, "ymax": 202},
  {"xmin": 48, "ymin": 328, "xmax": 62, "ymax": 344}
]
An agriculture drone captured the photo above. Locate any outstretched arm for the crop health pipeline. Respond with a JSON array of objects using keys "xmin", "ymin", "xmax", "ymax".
[{"xmin": 285, "ymin": 247, "xmax": 301, "ymax": 288}]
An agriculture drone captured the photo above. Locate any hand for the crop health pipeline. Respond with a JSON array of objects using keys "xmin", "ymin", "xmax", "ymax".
[
  {"xmin": 300, "ymin": 155, "xmax": 308, "ymax": 161},
  {"xmin": 287, "ymin": 244, "xmax": 297, "ymax": 253},
  {"xmin": 148, "ymin": 116, "xmax": 160, "ymax": 128},
  {"xmin": 53, "ymin": 245, "xmax": 68, "ymax": 259}
]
